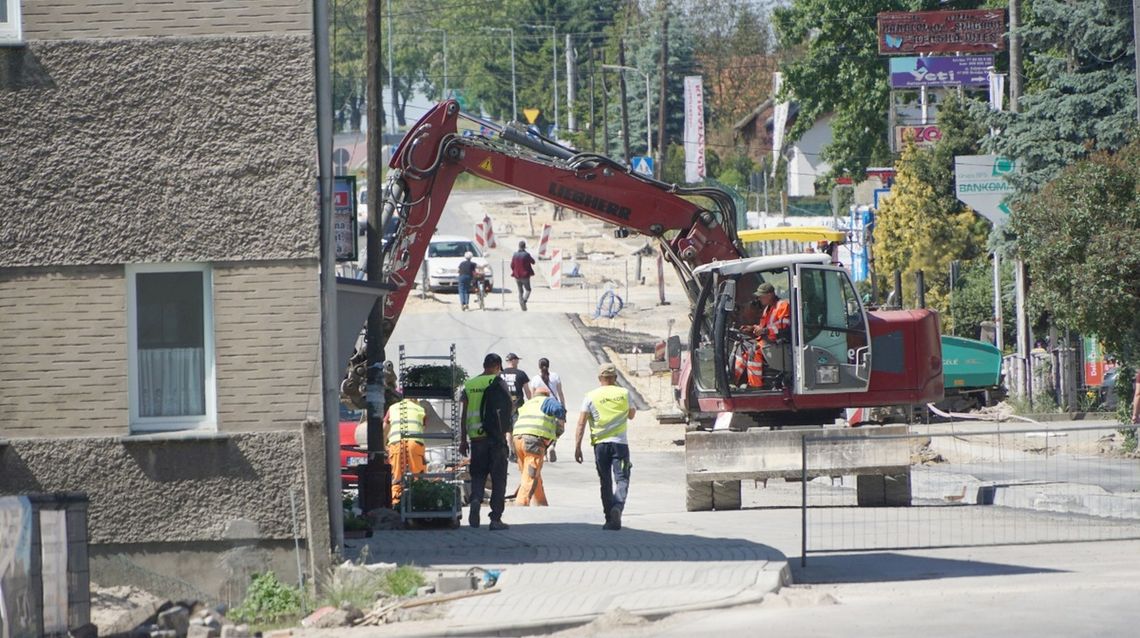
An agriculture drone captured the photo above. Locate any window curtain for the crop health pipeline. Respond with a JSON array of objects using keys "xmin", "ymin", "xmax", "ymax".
[{"xmin": 138, "ymin": 347, "xmax": 205, "ymax": 417}]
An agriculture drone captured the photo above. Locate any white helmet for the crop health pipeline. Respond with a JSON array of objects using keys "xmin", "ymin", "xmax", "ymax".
[{"xmin": 464, "ymin": 251, "xmax": 474, "ymax": 259}]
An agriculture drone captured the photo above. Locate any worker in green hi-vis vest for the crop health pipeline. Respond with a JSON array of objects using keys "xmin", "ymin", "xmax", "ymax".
[{"xmin": 575, "ymin": 363, "xmax": 636, "ymax": 531}]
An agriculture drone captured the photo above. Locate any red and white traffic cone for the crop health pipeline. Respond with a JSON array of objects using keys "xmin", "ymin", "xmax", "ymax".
[
  {"xmin": 483, "ymin": 215, "xmax": 497, "ymax": 248},
  {"xmin": 474, "ymin": 222, "xmax": 486, "ymax": 253}
]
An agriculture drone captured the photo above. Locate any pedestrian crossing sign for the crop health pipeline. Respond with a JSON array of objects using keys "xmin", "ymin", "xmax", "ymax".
[{"xmin": 632, "ymin": 155, "xmax": 654, "ymax": 176}]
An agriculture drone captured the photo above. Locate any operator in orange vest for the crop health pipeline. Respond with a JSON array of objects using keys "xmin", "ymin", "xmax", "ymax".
[{"xmin": 734, "ymin": 282, "xmax": 791, "ymax": 388}]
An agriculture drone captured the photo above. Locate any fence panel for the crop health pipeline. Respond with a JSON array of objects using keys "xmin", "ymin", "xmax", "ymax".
[{"xmin": 802, "ymin": 423, "xmax": 1140, "ymax": 563}]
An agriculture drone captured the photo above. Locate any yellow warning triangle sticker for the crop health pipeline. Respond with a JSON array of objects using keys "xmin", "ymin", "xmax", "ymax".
[
  {"xmin": 523, "ymin": 108, "xmax": 541, "ymax": 124},
  {"xmin": 478, "ymin": 157, "xmax": 493, "ymax": 173}
]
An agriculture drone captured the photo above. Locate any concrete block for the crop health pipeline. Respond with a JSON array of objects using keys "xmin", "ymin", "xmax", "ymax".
[
  {"xmin": 220, "ymin": 626, "xmax": 250, "ymax": 638},
  {"xmin": 435, "ymin": 575, "xmax": 478, "ymax": 594},
  {"xmin": 157, "ymin": 606, "xmax": 190, "ymax": 636},
  {"xmin": 187, "ymin": 627, "xmax": 219, "ymax": 638}
]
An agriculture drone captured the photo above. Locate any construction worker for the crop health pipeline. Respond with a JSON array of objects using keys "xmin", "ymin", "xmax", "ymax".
[
  {"xmin": 734, "ymin": 282, "xmax": 791, "ymax": 388},
  {"xmin": 575, "ymin": 363, "xmax": 636, "ymax": 530},
  {"xmin": 512, "ymin": 386, "xmax": 566, "ymax": 506},
  {"xmin": 382, "ymin": 395, "xmax": 427, "ymax": 504},
  {"xmin": 459, "ymin": 353, "xmax": 514, "ymax": 530}
]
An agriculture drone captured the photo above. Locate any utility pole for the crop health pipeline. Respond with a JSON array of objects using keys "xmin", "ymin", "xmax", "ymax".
[
  {"xmin": 385, "ymin": 0, "xmax": 397, "ymax": 134},
  {"xmin": 617, "ymin": 39, "xmax": 631, "ymax": 163},
  {"xmin": 1134, "ymin": 0, "xmax": 1140, "ymax": 123},
  {"xmin": 601, "ymin": 50, "xmax": 611, "ymax": 155},
  {"xmin": 566, "ymin": 34, "xmax": 576, "ymax": 133},
  {"xmin": 658, "ymin": 1, "xmax": 669, "ymax": 179},
  {"xmin": 589, "ymin": 46, "xmax": 596, "ymax": 151},
  {"xmin": 1009, "ymin": 0, "xmax": 1022, "ymax": 113},
  {"xmin": 364, "ymin": 0, "xmax": 387, "ymax": 515},
  {"xmin": 1010, "ymin": 0, "xmax": 1032, "ymax": 405}
]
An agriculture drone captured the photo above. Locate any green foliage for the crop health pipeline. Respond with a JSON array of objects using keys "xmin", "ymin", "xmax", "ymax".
[
  {"xmin": 773, "ymin": 0, "xmax": 913, "ymax": 177},
  {"xmin": 404, "ymin": 478, "xmax": 457, "ymax": 512},
  {"xmin": 662, "ymin": 142, "xmax": 686, "ymax": 184},
  {"xmin": 980, "ymin": 0, "xmax": 1138, "ymax": 192},
  {"xmin": 948, "ymin": 259, "xmax": 1015, "ymax": 348},
  {"xmin": 384, "ymin": 566, "xmax": 428, "ymax": 597},
  {"xmin": 402, "ymin": 364, "xmax": 468, "ymax": 389},
  {"xmin": 318, "ymin": 553, "xmax": 426, "ymax": 610},
  {"xmin": 230, "ymin": 573, "xmax": 303, "ymax": 625},
  {"xmin": 1013, "ymin": 139, "xmax": 1140, "ymax": 364}
]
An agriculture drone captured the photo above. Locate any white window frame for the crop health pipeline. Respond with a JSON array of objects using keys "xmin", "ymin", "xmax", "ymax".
[
  {"xmin": 0, "ymin": 0, "xmax": 22, "ymax": 46},
  {"xmin": 126, "ymin": 263, "xmax": 217, "ymax": 433}
]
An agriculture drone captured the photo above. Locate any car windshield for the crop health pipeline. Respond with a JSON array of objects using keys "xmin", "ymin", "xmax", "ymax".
[{"xmin": 429, "ymin": 241, "xmax": 478, "ymax": 258}]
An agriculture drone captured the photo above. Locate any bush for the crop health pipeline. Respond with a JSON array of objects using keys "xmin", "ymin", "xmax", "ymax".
[
  {"xmin": 230, "ymin": 572, "xmax": 303, "ymax": 625},
  {"xmin": 402, "ymin": 364, "xmax": 467, "ymax": 389}
]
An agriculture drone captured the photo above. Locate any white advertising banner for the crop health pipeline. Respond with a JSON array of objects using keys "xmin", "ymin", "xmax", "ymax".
[
  {"xmin": 771, "ymin": 72, "xmax": 789, "ymax": 179},
  {"xmin": 683, "ymin": 75, "xmax": 706, "ymax": 183},
  {"xmin": 955, "ymin": 154, "xmax": 1018, "ymax": 226}
]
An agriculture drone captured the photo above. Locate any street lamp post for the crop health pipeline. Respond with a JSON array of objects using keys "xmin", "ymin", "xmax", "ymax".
[
  {"xmin": 525, "ymin": 24, "xmax": 558, "ymax": 134},
  {"xmin": 426, "ymin": 29, "xmax": 448, "ymax": 97},
  {"xmin": 485, "ymin": 27, "xmax": 517, "ymax": 122},
  {"xmin": 602, "ymin": 64, "xmax": 651, "ymax": 165}
]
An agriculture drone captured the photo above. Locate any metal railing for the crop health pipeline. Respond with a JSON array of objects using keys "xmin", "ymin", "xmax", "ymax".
[{"xmin": 801, "ymin": 423, "xmax": 1140, "ymax": 564}]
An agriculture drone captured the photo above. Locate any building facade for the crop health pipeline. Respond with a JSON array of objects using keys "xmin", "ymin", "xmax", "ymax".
[{"xmin": 0, "ymin": 0, "xmax": 330, "ymax": 604}]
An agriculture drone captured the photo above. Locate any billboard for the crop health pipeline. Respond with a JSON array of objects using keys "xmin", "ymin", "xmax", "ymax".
[
  {"xmin": 955, "ymin": 154, "xmax": 1017, "ymax": 226},
  {"xmin": 333, "ymin": 176, "xmax": 358, "ymax": 262},
  {"xmin": 889, "ymin": 56, "xmax": 994, "ymax": 88},
  {"xmin": 878, "ymin": 10, "xmax": 1006, "ymax": 55},
  {"xmin": 894, "ymin": 125, "xmax": 943, "ymax": 148}
]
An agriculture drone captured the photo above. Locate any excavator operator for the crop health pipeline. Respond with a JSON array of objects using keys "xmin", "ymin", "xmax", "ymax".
[{"xmin": 734, "ymin": 282, "xmax": 791, "ymax": 388}]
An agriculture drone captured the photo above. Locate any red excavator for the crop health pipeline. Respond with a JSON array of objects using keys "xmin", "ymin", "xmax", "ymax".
[{"xmin": 380, "ymin": 100, "xmax": 942, "ymax": 509}]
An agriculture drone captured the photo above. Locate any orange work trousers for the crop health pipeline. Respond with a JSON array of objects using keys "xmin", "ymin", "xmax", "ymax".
[
  {"xmin": 387, "ymin": 439, "xmax": 426, "ymax": 502},
  {"xmin": 733, "ymin": 346, "xmax": 766, "ymax": 387},
  {"xmin": 513, "ymin": 436, "xmax": 550, "ymax": 506}
]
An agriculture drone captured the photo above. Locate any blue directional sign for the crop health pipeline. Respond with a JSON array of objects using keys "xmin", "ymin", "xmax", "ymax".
[{"xmin": 632, "ymin": 155, "xmax": 654, "ymax": 176}]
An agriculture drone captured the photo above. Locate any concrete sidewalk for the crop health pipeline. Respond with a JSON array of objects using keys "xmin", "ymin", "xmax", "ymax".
[{"xmin": 324, "ymin": 449, "xmax": 789, "ymax": 637}]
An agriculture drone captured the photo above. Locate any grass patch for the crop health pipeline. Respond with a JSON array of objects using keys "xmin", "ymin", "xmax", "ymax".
[{"xmin": 229, "ymin": 572, "xmax": 303, "ymax": 627}]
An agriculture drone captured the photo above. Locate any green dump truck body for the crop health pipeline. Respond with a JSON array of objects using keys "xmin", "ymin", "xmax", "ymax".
[{"xmin": 941, "ymin": 335, "xmax": 1002, "ymax": 390}]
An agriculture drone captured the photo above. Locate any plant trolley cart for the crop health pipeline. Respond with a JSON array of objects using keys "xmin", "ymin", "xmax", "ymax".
[{"xmin": 397, "ymin": 344, "xmax": 464, "ymax": 527}]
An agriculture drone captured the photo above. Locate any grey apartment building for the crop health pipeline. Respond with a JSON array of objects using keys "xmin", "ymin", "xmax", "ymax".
[{"xmin": 1, "ymin": 1, "xmax": 332, "ymax": 600}]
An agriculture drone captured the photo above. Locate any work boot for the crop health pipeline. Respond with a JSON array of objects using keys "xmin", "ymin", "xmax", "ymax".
[
  {"xmin": 468, "ymin": 505, "xmax": 481, "ymax": 529},
  {"xmin": 489, "ymin": 519, "xmax": 510, "ymax": 531}
]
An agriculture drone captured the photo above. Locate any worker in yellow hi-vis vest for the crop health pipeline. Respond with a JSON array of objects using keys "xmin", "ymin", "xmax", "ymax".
[
  {"xmin": 383, "ymin": 395, "xmax": 426, "ymax": 503},
  {"xmin": 511, "ymin": 386, "xmax": 566, "ymax": 506},
  {"xmin": 575, "ymin": 363, "xmax": 636, "ymax": 531}
]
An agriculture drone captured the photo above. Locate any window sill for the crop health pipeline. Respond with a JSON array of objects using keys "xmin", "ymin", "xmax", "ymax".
[{"xmin": 119, "ymin": 430, "xmax": 231, "ymax": 444}]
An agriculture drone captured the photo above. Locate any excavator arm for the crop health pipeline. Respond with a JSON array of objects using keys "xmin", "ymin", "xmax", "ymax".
[{"xmin": 378, "ymin": 100, "xmax": 743, "ymax": 341}]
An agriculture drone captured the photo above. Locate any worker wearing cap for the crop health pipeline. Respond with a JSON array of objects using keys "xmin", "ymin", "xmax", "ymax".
[
  {"xmin": 575, "ymin": 363, "xmax": 636, "ymax": 530},
  {"xmin": 734, "ymin": 282, "xmax": 791, "ymax": 388},
  {"xmin": 457, "ymin": 251, "xmax": 476, "ymax": 311},
  {"xmin": 382, "ymin": 395, "xmax": 427, "ymax": 503},
  {"xmin": 460, "ymin": 353, "xmax": 514, "ymax": 530},
  {"xmin": 500, "ymin": 352, "xmax": 531, "ymax": 462},
  {"xmin": 512, "ymin": 386, "xmax": 566, "ymax": 506}
]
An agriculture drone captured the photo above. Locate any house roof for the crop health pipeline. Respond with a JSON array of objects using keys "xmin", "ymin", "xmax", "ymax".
[{"xmin": 732, "ymin": 98, "xmax": 773, "ymax": 132}]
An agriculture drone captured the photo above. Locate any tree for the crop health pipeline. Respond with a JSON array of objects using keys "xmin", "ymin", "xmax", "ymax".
[
  {"xmin": 981, "ymin": 0, "xmax": 1138, "ymax": 192},
  {"xmin": 332, "ymin": 0, "xmax": 366, "ymax": 132},
  {"xmin": 689, "ymin": 0, "xmax": 777, "ymax": 126},
  {"xmin": 1012, "ymin": 139, "xmax": 1140, "ymax": 364},
  {"xmin": 872, "ymin": 94, "xmax": 990, "ymax": 325}
]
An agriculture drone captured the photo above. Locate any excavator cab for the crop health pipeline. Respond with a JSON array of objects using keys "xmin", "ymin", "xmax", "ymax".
[{"xmin": 688, "ymin": 254, "xmax": 872, "ymax": 401}]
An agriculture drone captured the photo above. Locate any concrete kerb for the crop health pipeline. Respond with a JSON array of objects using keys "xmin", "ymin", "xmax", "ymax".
[{"xmin": 353, "ymin": 565, "xmax": 788, "ymax": 637}]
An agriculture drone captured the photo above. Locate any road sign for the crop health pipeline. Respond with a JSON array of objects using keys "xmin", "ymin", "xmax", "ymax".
[
  {"xmin": 632, "ymin": 155, "xmax": 654, "ymax": 176},
  {"xmin": 523, "ymin": 108, "xmax": 542, "ymax": 124},
  {"xmin": 955, "ymin": 154, "xmax": 1017, "ymax": 226}
]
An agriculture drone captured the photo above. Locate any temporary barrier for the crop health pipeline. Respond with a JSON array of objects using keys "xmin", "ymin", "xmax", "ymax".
[
  {"xmin": 549, "ymin": 248, "xmax": 562, "ymax": 289},
  {"xmin": 473, "ymin": 222, "xmax": 486, "ymax": 252},
  {"xmin": 483, "ymin": 215, "xmax": 497, "ymax": 248},
  {"xmin": 537, "ymin": 223, "xmax": 552, "ymax": 258}
]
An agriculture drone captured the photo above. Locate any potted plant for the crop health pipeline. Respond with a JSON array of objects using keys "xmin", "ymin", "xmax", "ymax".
[
  {"xmin": 403, "ymin": 477, "xmax": 457, "ymax": 513},
  {"xmin": 401, "ymin": 364, "xmax": 468, "ymax": 399},
  {"xmin": 343, "ymin": 511, "xmax": 373, "ymax": 538}
]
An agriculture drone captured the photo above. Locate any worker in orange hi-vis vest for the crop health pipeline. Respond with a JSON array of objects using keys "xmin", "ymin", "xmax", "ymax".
[{"xmin": 733, "ymin": 282, "xmax": 791, "ymax": 388}]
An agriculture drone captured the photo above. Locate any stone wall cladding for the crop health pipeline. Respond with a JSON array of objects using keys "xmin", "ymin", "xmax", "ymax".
[
  {"xmin": 0, "ymin": 261, "xmax": 320, "ymax": 438},
  {"xmin": 214, "ymin": 260, "xmax": 322, "ymax": 432},
  {"xmin": 0, "ymin": 35, "xmax": 317, "ymax": 267},
  {"xmin": 0, "ymin": 431, "xmax": 308, "ymax": 544},
  {"xmin": 23, "ymin": 0, "xmax": 311, "ymax": 40},
  {"xmin": 0, "ymin": 266, "xmax": 128, "ymax": 437}
]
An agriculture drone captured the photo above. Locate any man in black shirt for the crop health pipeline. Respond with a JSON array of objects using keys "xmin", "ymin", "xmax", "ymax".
[
  {"xmin": 457, "ymin": 251, "xmax": 477, "ymax": 311},
  {"xmin": 500, "ymin": 353, "xmax": 531, "ymax": 462},
  {"xmin": 460, "ymin": 353, "xmax": 514, "ymax": 530}
]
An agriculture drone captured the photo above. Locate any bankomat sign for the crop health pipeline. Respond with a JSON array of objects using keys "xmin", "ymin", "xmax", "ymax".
[
  {"xmin": 878, "ymin": 10, "xmax": 1006, "ymax": 55},
  {"xmin": 955, "ymin": 154, "xmax": 1018, "ymax": 226}
]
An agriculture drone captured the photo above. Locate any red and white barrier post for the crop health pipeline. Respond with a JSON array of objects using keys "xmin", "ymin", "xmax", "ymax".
[
  {"xmin": 483, "ymin": 215, "xmax": 497, "ymax": 248},
  {"xmin": 549, "ymin": 248, "xmax": 562, "ymax": 289},
  {"xmin": 537, "ymin": 223, "xmax": 552, "ymax": 259},
  {"xmin": 474, "ymin": 222, "xmax": 486, "ymax": 252}
]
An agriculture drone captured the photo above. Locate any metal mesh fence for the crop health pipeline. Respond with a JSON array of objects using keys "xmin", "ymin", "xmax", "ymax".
[{"xmin": 802, "ymin": 423, "xmax": 1140, "ymax": 563}]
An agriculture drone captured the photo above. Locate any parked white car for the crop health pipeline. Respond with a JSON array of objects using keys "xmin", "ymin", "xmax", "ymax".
[{"xmin": 424, "ymin": 235, "xmax": 493, "ymax": 292}]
